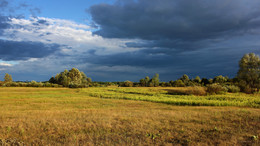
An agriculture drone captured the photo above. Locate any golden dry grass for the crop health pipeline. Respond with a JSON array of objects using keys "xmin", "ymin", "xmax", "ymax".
[{"xmin": 0, "ymin": 87, "xmax": 259, "ymax": 145}]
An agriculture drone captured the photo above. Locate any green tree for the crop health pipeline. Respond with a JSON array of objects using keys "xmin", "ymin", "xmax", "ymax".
[
  {"xmin": 237, "ymin": 53, "xmax": 260, "ymax": 92},
  {"xmin": 68, "ymin": 68, "xmax": 82, "ymax": 84},
  {"xmin": 151, "ymin": 73, "xmax": 160, "ymax": 87},
  {"xmin": 174, "ymin": 80, "xmax": 185, "ymax": 87},
  {"xmin": 139, "ymin": 78, "xmax": 146, "ymax": 87},
  {"xmin": 4, "ymin": 73, "xmax": 12, "ymax": 83},
  {"xmin": 123, "ymin": 80, "xmax": 134, "ymax": 87},
  {"xmin": 144, "ymin": 76, "xmax": 150, "ymax": 87},
  {"xmin": 169, "ymin": 80, "xmax": 174, "ymax": 87},
  {"xmin": 180, "ymin": 74, "xmax": 190, "ymax": 86},
  {"xmin": 201, "ymin": 78, "xmax": 210, "ymax": 86},
  {"xmin": 213, "ymin": 75, "xmax": 227, "ymax": 84},
  {"xmin": 49, "ymin": 68, "xmax": 91, "ymax": 88},
  {"xmin": 180, "ymin": 74, "xmax": 189, "ymax": 82},
  {"xmin": 81, "ymin": 71, "xmax": 88, "ymax": 84},
  {"xmin": 87, "ymin": 77, "xmax": 92, "ymax": 83},
  {"xmin": 49, "ymin": 77, "xmax": 56, "ymax": 84},
  {"xmin": 193, "ymin": 76, "xmax": 201, "ymax": 83},
  {"xmin": 160, "ymin": 82, "xmax": 167, "ymax": 87}
]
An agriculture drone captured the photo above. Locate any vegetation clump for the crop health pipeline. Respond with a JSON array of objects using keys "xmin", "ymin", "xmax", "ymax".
[
  {"xmin": 225, "ymin": 85, "xmax": 240, "ymax": 93},
  {"xmin": 49, "ymin": 68, "xmax": 92, "ymax": 88},
  {"xmin": 139, "ymin": 74, "xmax": 160, "ymax": 87},
  {"xmin": 206, "ymin": 84, "xmax": 228, "ymax": 95},
  {"xmin": 4, "ymin": 73, "xmax": 12, "ymax": 83},
  {"xmin": 237, "ymin": 53, "xmax": 260, "ymax": 93}
]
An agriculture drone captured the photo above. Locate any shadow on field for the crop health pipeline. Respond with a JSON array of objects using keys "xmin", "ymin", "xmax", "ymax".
[
  {"xmin": 163, "ymin": 87, "xmax": 207, "ymax": 96},
  {"xmin": 108, "ymin": 89, "xmax": 154, "ymax": 96},
  {"xmin": 163, "ymin": 89, "xmax": 189, "ymax": 95}
]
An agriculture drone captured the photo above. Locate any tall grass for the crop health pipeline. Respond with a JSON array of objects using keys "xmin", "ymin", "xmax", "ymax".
[
  {"xmin": 82, "ymin": 87, "xmax": 260, "ymax": 108},
  {"xmin": 0, "ymin": 87, "xmax": 259, "ymax": 145}
]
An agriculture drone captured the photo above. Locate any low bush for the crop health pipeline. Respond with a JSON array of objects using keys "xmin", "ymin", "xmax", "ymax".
[
  {"xmin": 226, "ymin": 85, "xmax": 240, "ymax": 93},
  {"xmin": 2, "ymin": 82, "xmax": 11, "ymax": 87},
  {"xmin": 207, "ymin": 84, "xmax": 228, "ymax": 94},
  {"xmin": 238, "ymin": 80, "xmax": 258, "ymax": 94},
  {"xmin": 187, "ymin": 86, "xmax": 207, "ymax": 96},
  {"xmin": 10, "ymin": 82, "xmax": 19, "ymax": 87},
  {"xmin": 44, "ymin": 82, "xmax": 52, "ymax": 87},
  {"xmin": 52, "ymin": 84, "xmax": 60, "ymax": 88},
  {"xmin": 123, "ymin": 81, "xmax": 134, "ymax": 87}
]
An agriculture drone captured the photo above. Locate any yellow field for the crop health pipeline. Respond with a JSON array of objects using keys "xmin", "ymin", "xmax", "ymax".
[{"xmin": 0, "ymin": 87, "xmax": 259, "ymax": 145}]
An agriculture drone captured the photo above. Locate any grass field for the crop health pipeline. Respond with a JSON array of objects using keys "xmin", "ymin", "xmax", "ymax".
[
  {"xmin": 83, "ymin": 87, "xmax": 260, "ymax": 107},
  {"xmin": 0, "ymin": 87, "xmax": 259, "ymax": 145}
]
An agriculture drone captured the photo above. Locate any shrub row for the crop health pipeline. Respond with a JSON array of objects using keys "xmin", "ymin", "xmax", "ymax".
[
  {"xmin": 0, "ymin": 81, "xmax": 62, "ymax": 88},
  {"xmin": 206, "ymin": 84, "xmax": 240, "ymax": 95}
]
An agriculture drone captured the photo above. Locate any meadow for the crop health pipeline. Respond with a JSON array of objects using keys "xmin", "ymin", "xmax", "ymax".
[{"xmin": 0, "ymin": 87, "xmax": 259, "ymax": 145}]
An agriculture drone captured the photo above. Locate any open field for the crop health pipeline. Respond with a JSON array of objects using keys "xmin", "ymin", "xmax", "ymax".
[{"xmin": 0, "ymin": 87, "xmax": 259, "ymax": 145}]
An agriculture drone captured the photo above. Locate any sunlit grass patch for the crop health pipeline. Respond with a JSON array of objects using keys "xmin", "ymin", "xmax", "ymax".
[
  {"xmin": 0, "ymin": 87, "xmax": 259, "ymax": 145},
  {"xmin": 82, "ymin": 87, "xmax": 260, "ymax": 108}
]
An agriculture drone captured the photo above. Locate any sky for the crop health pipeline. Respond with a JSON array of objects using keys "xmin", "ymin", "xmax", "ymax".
[{"xmin": 0, "ymin": 0, "xmax": 259, "ymax": 82}]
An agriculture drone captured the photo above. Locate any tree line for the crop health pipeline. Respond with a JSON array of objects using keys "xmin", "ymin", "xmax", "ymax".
[
  {"xmin": 0, "ymin": 68, "xmax": 92, "ymax": 88},
  {"xmin": 0, "ymin": 53, "xmax": 259, "ymax": 93}
]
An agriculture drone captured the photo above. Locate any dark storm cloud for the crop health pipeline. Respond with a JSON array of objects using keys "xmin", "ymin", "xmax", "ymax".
[
  {"xmin": 0, "ymin": 15, "xmax": 10, "ymax": 34},
  {"xmin": 0, "ymin": 39, "xmax": 61, "ymax": 61},
  {"xmin": 90, "ymin": 0, "xmax": 260, "ymax": 49},
  {"xmin": 85, "ymin": 48, "xmax": 231, "ymax": 69},
  {"xmin": 0, "ymin": 0, "xmax": 10, "ymax": 35},
  {"xmin": 87, "ymin": 50, "xmax": 172, "ymax": 67},
  {"xmin": 82, "ymin": 46, "xmax": 259, "ymax": 81}
]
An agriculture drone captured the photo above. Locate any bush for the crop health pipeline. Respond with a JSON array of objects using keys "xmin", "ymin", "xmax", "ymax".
[
  {"xmin": 3, "ymin": 82, "xmax": 11, "ymax": 87},
  {"xmin": 166, "ymin": 86, "xmax": 206, "ymax": 96},
  {"xmin": 52, "ymin": 84, "xmax": 60, "ymax": 88},
  {"xmin": 173, "ymin": 80, "xmax": 185, "ymax": 87},
  {"xmin": 123, "ymin": 81, "xmax": 134, "ymax": 87},
  {"xmin": 10, "ymin": 82, "xmax": 19, "ymax": 87},
  {"xmin": 68, "ymin": 83, "xmax": 80, "ymax": 88},
  {"xmin": 186, "ymin": 86, "xmax": 207, "ymax": 96},
  {"xmin": 226, "ymin": 85, "xmax": 240, "ymax": 93},
  {"xmin": 18, "ymin": 82, "xmax": 27, "ymax": 87},
  {"xmin": 44, "ymin": 82, "xmax": 52, "ymax": 87},
  {"xmin": 0, "ymin": 81, "xmax": 4, "ymax": 86},
  {"xmin": 207, "ymin": 84, "xmax": 228, "ymax": 94},
  {"xmin": 238, "ymin": 80, "xmax": 257, "ymax": 94}
]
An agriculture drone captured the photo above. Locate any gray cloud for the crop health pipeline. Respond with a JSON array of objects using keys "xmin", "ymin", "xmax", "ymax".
[
  {"xmin": 85, "ymin": 50, "xmax": 172, "ymax": 67},
  {"xmin": 0, "ymin": 0, "xmax": 10, "ymax": 35},
  {"xmin": 80, "ymin": 46, "xmax": 259, "ymax": 81},
  {"xmin": 0, "ymin": 39, "xmax": 61, "ymax": 61},
  {"xmin": 0, "ymin": 15, "xmax": 10, "ymax": 35},
  {"xmin": 90, "ymin": 0, "xmax": 260, "ymax": 49},
  {"xmin": 82, "ymin": 0, "xmax": 260, "ymax": 81},
  {"xmin": 0, "ymin": 0, "xmax": 41, "ymax": 35},
  {"xmin": 33, "ymin": 19, "xmax": 49, "ymax": 26},
  {"xmin": 0, "ymin": 1, "xmax": 62, "ymax": 61}
]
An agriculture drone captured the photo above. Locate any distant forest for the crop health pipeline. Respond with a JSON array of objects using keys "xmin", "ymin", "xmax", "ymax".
[{"xmin": 1, "ymin": 53, "xmax": 259, "ymax": 94}]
